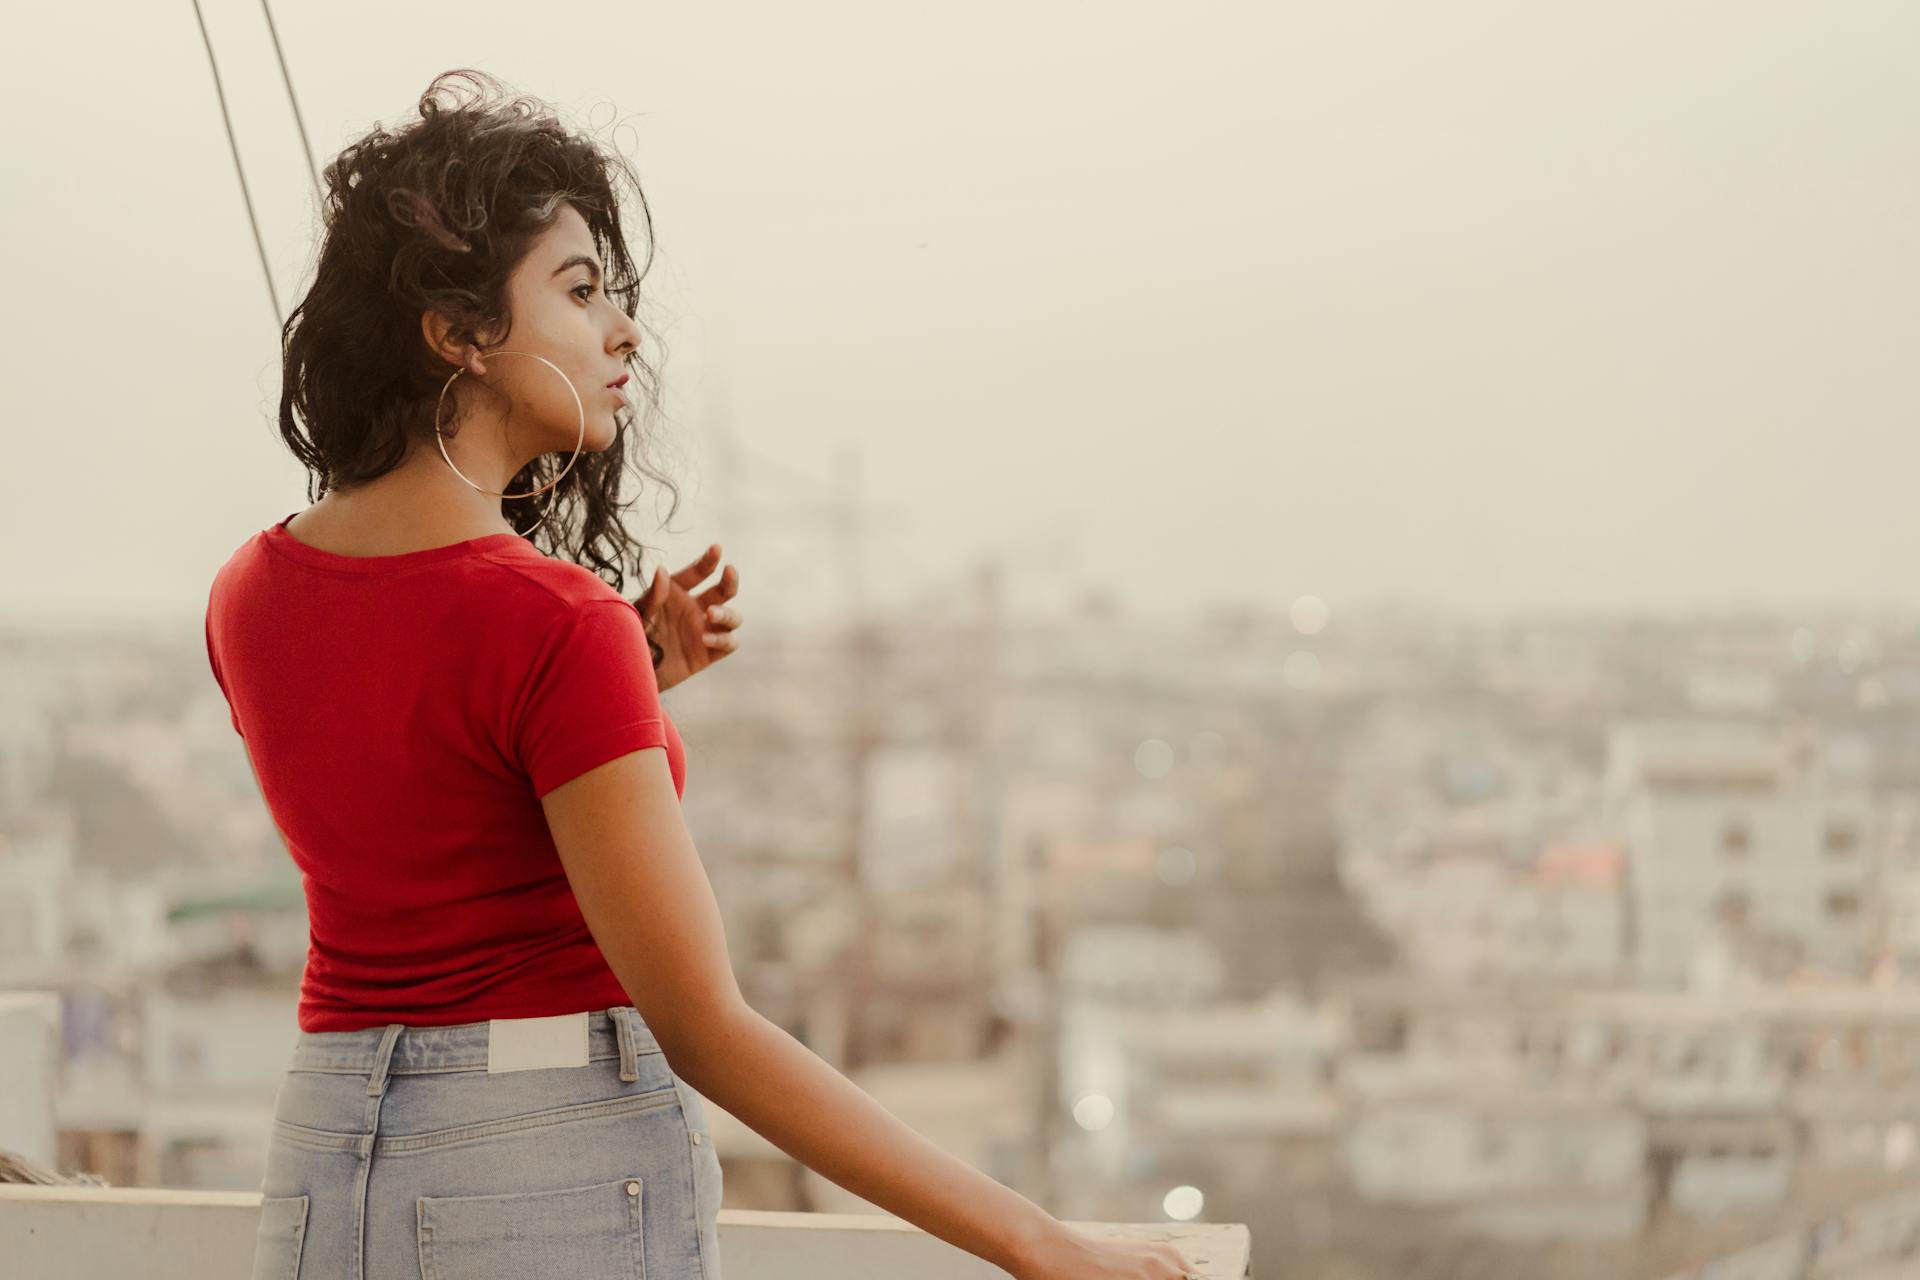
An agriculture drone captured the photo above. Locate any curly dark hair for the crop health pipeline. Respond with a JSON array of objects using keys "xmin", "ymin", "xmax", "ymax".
[{"xmin": 276, "ymin": 68, "xmax": 680, "ymax": 661}]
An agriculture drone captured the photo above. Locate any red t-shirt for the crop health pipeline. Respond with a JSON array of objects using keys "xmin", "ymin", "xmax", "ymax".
[{"xmin": 204, "ymin": 511, "xmax": 685, "ymax": 1032}]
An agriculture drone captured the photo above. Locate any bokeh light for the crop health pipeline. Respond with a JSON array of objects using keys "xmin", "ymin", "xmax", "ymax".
[
  {"xmin": 1134, "ymin": 738, "xmax": 1175, "ymax": 779},
  {"xmin": 1157, "ymin": 845, "xmax": 1196, "ymax": 886},
  {"xmin": 1072, "ymin": 1092, "xmax": 1115, "ymax": 1131},
  {"xmin": 1163, "ymin": 1184, "xmax": 1205, "ymax": 1221},
  {"xmin": 1283, "ymin": 651, "xmax": 1322, "ymax": 689}
]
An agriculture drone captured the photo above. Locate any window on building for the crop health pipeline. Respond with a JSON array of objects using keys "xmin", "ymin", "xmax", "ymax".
[
  {"xmin": 1826, "ymin": 823, "xmax": 1859, "ymax": 858},
  {"xmin": 1826, "ymin": 890, "xmax": 1861, "ymax": 920},
  {"xmin": 1716, "ymin": 890, "xmax": 1751, "ymax": 928},
  {"xmin": 1722, "ymin": 820, "xmax": 1751, "ymax": 858}
]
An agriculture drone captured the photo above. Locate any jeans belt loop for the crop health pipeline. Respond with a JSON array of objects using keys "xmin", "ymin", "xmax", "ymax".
[{"xmin": 614, "ymin": 1007, "xmax": 639, "ymax": 1082}]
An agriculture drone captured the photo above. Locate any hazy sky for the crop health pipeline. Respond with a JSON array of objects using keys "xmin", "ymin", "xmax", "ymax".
[{"xmin": 4, "ymin": 1, "xmax": 1916, "ymax": 628}]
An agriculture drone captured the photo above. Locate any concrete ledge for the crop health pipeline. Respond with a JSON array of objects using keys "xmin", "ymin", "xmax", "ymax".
[{"xmin": 0, "ymin": 1184, "xmax": 1251, "ymax": 1278}]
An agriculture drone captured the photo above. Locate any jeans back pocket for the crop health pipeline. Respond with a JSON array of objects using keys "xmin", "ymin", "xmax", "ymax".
[
  {"xmin": 691, "ymin": 1130, "xmax": 724, "ymax": 1278},
  {"xmin": 251, "ymin": 1193, "xmax": 310, "ymax": 1280},
  {"xmin": 671, "ymin": 1076, "xmax": 725, "ymax": 1278},
  {"xmin": 417, "ymin": 1176, "xmax": 647, "ymax": 1280}
]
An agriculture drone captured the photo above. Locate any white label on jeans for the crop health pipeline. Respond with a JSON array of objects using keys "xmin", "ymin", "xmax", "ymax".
[{"xmin": 487, "ymin": 1011, "xmax": 589, "ymax": 1073}]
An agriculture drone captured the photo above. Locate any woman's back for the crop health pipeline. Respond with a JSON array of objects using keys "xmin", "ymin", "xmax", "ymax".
[{"xmin": 205, "ymin": 510, "xmax": 685, "ymax": 1033}]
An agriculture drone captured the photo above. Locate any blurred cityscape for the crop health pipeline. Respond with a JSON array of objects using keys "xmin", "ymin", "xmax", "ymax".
[{"xmin": 3, "ymin": 583, "xmax": 1919, "ymax": 1280}]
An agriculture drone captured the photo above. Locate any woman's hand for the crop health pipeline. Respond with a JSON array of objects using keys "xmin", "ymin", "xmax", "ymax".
[
  {"xmin": 1011, "ymin": 1222, "xmax": 1202, "ymax": 1280},
  {"xmin": 634, "ymin": 543, "xmax": 742, "ymax": 692}
]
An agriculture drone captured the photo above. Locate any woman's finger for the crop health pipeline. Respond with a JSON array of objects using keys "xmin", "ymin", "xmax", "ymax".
[{"xmin": 697, "ymin": 563, "xmax": 740, "ymax": 609}]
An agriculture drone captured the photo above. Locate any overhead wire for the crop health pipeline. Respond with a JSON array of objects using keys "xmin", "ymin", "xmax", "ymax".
[
  {"xmin": 187, "ymin": 0, "xmax": 283, "ymax": 329},
  {"xmin": 259, "ymin": 0, "xmax": 324, "ymax": 211},
  {"xmin": 186, "ymin": 0, "xmax": 325, "ymax": 334}
]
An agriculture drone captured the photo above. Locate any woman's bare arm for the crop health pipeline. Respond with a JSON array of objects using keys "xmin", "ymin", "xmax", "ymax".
[
  {"xmin": 673, "ymin": 1003, "xmax": 1060, "ymax": 1274},
  {"xmin": 540, "ymin": 746, "xmax": 1064, "ymax": 1277}
]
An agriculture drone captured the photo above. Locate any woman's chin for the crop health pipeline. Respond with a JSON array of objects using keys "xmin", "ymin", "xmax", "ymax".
[{"xmin": 552, "ymin": 424, "xmax": 616, "ymax": 454}]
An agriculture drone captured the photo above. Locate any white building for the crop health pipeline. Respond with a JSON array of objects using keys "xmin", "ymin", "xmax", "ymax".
[
  {"xmin": 1339, "ymin": 1054, "xmax": 1648, "ymax": 1241},
  {"xmin": 1057, "ymin": 982, "xmax": 1340, "ymax": 1229},
  {"xmin": 1501, "ymin": 839, "xmax": 1625, "ymax": 983},
  {"xmin": 1336, "ymin": 975, "xmax": 1920, "ymax": 1226},
  {"xmin": 1608, "ymin": 720, "xmax": 1879, "ymax": 987},
  {"xmin": 1343, "ymin": 835, "xmax": 1624, "ymax": 985}
]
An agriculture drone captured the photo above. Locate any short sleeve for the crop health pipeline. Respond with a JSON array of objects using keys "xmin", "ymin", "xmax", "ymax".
[
  {"xmin": 512, "ymin": 598, "xmax": 669, "ymax": 798},
  {"xmin": 204, "ymin": 606, "xmax": 244, "ymax": 738}
]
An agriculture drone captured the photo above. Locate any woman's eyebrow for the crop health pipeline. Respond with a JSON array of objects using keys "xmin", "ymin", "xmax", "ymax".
[{"xmin": 551, "ymin": 253, "xmax": 603, "ymax": 280}]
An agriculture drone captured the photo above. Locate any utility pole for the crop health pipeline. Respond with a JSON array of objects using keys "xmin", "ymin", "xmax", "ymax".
[
  {"xmin": 703, "ymin": 395, "xmax": 1080, "ymax": 1082},
  {"xmin": 836, "ymin": 443, "xmax": 884, "ymax": 1071},
  {"xmin": 704, "ymin": 406, "xmax": 908, "ymax": 1071}
]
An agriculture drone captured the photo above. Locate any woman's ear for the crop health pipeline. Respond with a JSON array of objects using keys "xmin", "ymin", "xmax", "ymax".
[{"xmin": 420, "ymin": 310, "xmax": 488, "ymax": 376}]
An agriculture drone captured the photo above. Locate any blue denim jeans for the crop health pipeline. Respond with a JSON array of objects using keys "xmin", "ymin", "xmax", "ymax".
[{"xmin": 250, "ymin": 1005, "xmax": 724, "ymax": 1279}]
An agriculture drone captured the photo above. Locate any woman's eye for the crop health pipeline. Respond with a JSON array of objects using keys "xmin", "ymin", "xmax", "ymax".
[{"xmin": 572, "ymin": 283, "xmax": 596, "ymax": 302}]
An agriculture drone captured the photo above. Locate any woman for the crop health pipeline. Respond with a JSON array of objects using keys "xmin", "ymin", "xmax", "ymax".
[{"xmin": 209, "ymin": 69, "xmax": 1200, "ymax": 1280}]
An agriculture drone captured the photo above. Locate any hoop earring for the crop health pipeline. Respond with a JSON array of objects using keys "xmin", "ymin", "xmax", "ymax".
[{"xmin": 434, "ymin": 349, "xmax": 588, "ymax": 537}]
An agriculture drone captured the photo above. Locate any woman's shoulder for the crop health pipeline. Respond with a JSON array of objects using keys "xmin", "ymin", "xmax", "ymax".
[
  {"xmin": 471, "ymin": 540, "xmax": 639, "ymax": 619},
  {"xmin": 205, "ymin": 526, "xmax": 273, "ymax": 608}
]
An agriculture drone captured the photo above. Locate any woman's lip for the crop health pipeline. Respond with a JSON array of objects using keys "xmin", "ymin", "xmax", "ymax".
[{"xmin": 608, "ymin": 374, "xmax": 630, "ymax": 388}]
